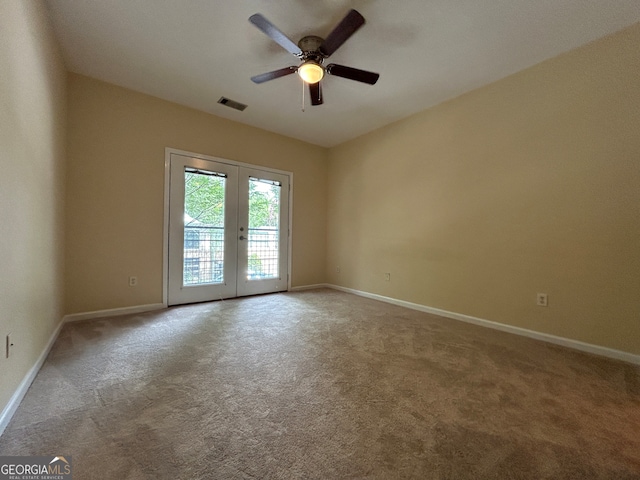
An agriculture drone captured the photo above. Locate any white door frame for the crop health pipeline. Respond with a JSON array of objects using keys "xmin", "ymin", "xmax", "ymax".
[{"xmin": 162, "ymin": 147, "xmax": 293, "ymax": 306}]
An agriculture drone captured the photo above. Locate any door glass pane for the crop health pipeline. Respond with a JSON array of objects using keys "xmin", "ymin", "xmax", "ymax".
[
  {"xmin": 247, "ymin": 177, "xmax": 281, "ymax": 280},
  {"xmin": 183, "ymin": 169, "xmax": 226, "ymax": 286}
]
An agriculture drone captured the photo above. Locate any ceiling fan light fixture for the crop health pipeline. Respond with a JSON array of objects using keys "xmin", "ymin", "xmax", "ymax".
[{"xmin": 298, "ymin": 61, "xmax": 324, "ymax": 84}]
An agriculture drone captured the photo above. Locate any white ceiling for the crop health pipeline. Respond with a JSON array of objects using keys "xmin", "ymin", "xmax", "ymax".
[{"xmin": 45, "ymin": 0, "xmax": 640, "ymax": 148}]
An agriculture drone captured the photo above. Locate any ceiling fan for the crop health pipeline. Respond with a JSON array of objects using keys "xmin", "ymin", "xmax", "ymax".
[{"xmin": 249, "ymin": 9, "xmax": 380, "ymax": 106}]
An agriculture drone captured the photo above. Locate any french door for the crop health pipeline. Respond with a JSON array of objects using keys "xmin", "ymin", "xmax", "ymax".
[{"xmin": 167, "ymin": 153, "xmax": 290, "ymax": 306}]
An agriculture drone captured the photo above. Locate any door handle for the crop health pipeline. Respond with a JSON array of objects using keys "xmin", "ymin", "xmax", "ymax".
[{"xmin": 239, "ymin": 235, "xmax": 247, "ymax": 241}]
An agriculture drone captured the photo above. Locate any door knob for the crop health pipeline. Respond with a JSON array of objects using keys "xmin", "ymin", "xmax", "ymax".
[{"xmin": 239, "ymin": 235, "xmax": 247, "ymax": 240}]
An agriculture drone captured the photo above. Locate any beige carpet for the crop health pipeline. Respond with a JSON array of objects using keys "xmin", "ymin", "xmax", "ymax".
[{"xmin": 1, "ymin": 289, "xmax": 639, "ymax": 479}]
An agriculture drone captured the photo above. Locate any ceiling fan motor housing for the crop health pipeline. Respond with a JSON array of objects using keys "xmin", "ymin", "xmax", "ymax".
[{"xmin": 298, "ymin": 35, "xmax": 325, "ymax": 63}]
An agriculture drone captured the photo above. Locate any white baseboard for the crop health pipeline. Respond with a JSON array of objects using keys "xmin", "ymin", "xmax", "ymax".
[
  {"xmin": 0, "ymin": 319, "xmax": 65, "ymax": 437},
  {"xmin": 289, "ymin": 283, "xmax": 330, "ymax": 292},
  {"xmin": 327, "ymin": 284, "xmax": 640, "ymax": 366},
  {"xmin": 63, "ymin": 303, "xmax": 166, "ymax": 323}
]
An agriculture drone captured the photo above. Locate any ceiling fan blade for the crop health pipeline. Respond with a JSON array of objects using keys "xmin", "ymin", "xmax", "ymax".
[
  {"xmin": 309, "ymin": 82, "xmax": 323, "ymax": 106},
  {"xmin": 319, "ymin": 9, "xmax": 365, "ymax": 57},
  {"xmin": 249, "ymin": 14, "xmax": 303, "ymax": 56},
  {"xmin": 326, "ymin": 64, "xmax": 379, "ymax": 85},
  {"xmin": 251, "ymin": 66, "xmax": 297, "ymax": 84}
]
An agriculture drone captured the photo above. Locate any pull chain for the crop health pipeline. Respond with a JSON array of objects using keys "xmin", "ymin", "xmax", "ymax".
[{"xmin": 301, "ymin": 78, "xmax": 305, "ymax": 112}]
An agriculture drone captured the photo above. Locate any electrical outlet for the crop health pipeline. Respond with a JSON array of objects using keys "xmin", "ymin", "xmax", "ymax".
[
  {"xmin": 129, "ymin": 276, "xmax": 138, "ymax": 287},
  {"xmin": 6, "ymin": 334, "xmax": 13, "ymax": 358},
  {"xmin": 336, "ymin": 266, "xmax": 340, "ymax": 273},
  {"xmin": 384, "ymin": 273, "xmax": 391, "ymax": 282},
  {"xmin": 537, "ymin": 293, "xmax": 548, "ymax": 307}
]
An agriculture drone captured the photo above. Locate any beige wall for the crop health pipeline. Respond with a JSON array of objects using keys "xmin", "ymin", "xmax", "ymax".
[
  {"xmin": 0, "ymin": 1, "xmax": 67, "ymax": 415},
  {"xmin": 327, "ymin": 23, "xmax": 640, "ymax": 355},
  {"xmin": 65, "ymin": 74, "xmax": 327, "ymax": 314}
]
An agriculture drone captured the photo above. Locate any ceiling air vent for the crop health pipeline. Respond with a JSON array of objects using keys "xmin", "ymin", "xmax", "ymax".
[{"xmin": 217, "ymin": 97, "xmax": 247, "ymax": 111}]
